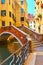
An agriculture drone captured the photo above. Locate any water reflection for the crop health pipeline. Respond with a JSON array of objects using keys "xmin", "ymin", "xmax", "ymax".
[{"xmin": 0, "ymin": 38, "xmax": 21, "ymax": 65}]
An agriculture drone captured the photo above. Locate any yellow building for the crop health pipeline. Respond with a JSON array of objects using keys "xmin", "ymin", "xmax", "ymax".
[
  {"xmin": 14, "ymin": 0, "xmax": 28, "ymax": 27},
  {"xmin": 0, "ymin": 0, "xmax": 28, "ymax": 27},
  {"xmin": 35, "ymin": 0, "xmax": 43, "ymax": 33},
  {"xmin": 0, "ymin": 0, "xmax": 15, "ymax": 27}
]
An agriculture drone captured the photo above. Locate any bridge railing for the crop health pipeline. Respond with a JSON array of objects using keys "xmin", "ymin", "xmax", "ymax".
[
  {"xmin": 12, "ymin": 25, "xmax": 27, "ymax": 35},
  {"xmin": 19, "ymin": 26, "xmax": 43, "ymax": 42},
  {"xmin": 0, "ymin": 25, "xmax": 27, "ymax": 35},
  {"xmin": 0, "ymin": 42, "xmax": 30, "ymax": 65},
  {"xmin": 0, "ymin": 25, "xmax": 28, "ymax": 45}
]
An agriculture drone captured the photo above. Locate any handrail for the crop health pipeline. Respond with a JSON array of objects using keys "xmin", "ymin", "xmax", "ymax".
[
  {"xmin": 20, "ymin": 26, "xmax": 43, "ymax": 42},
  {"xmin": 0, "ymin": 26, "xmax": 29, "ymax": 46},
  {"xmin": 12, "ymin": 25, "xmax": 27, "ymax": 35},
  {"xmin": 24, "ymin": 26, "xmax": 43, "ymax": 35},
  {"xmin": 0, "ymin": 25, "xmax": 27, "ymax": 35},
  {"xmin": 0, "ymin": 42, "xmax": 30, "ymax": 65},
  {"xmin": 31, "ymin": 41, "xmax": 43, "ymax": 47},
  {"xmin": 0, "ymin": 47, "xmax": 21, "ymax": 65}
]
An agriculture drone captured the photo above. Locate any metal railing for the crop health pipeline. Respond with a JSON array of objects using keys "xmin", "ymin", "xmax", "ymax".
[{"xmin": 0, "ymin": 42, "xmax": 30, "ymax": 65}]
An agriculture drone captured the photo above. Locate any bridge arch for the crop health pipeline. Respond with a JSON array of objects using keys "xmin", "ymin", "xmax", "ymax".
[
  {"xmin": 0, "ymin": 26, "xmax": 28, "ymax": 46},
  {"xmin": 0, "ymin": 32, "xmax": 23, "ymax": 46}
]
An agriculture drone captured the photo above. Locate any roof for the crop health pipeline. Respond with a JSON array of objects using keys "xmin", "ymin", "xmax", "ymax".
[{"xmin": 28, "ymin": 14, "xmax": 35, "ymax": 21}]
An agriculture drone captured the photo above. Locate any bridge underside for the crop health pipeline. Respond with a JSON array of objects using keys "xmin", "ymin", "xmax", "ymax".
[
  {"xmin": 0, "ymin": 34, "xmax": 12, "ymax": 44},
  {"xmin": 0, "ymin": 33, "xmax": 20, "ymax": 44},
  {"xmin": 0, "ymin": 34, "xmax": 10, "ymax": 40},
  {"xmin": 0, "ymin": 26, "xmax": 28, "ymax": 46},
  {"xmin": 0, "ymin": 33, "xmax": 23, "ymax": 46}
]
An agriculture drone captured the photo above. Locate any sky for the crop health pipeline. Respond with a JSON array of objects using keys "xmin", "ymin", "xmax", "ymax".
[
  {"xmin": 2, "ymin": 0, "xmax": 35, "ymax": 15},
  {"xmin": 26, "ymin": 0, "xmax": 35, "ymax": 16}
]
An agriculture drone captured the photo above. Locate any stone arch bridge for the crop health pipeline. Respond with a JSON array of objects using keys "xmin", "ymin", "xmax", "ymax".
[{"xmin": 0, "ymin": 25, "xmax": 28, "ymax": 46}]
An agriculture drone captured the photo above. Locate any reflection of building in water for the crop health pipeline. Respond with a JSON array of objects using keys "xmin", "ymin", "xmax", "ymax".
[
  {"xmin": 7, "ymin": 43, "xmax": 15, "ymax": 53},
  {"xmin": 0, "ymin": 0, "xmax": 28, "ymax": 27},
  {"xmin": 7, "ymin": 42, "xmax": 21, "ymax": 53},
  {"xmin": 0, "ymin": 56, "xmax": 2, "ymax": 63}
]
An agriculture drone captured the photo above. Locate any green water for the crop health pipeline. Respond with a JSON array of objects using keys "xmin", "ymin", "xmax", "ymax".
[{"xmin": 0, "ymin": 40, "xmax": 21, "ymax": 65}]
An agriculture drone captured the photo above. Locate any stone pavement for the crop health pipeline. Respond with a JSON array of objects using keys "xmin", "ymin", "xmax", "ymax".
[{"xmin": 24, "ymin": 52, "xmax": 43, "ymax": 65}]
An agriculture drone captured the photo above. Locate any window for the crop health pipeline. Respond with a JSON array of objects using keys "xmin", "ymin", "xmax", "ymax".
[
  {"xmin": 35, "ymin": 7, "xmax": 36, "ymax": 9},
  {"xmin": 14, "ymin": 17, "xmax": 16, "ymax": 22},
  {"xmin": 12, "ymin": 14, "xmax": 14, "ymax": 19},
  {"xmin": 21, "ymin": 8, "xmax": 24, "ymax": 13},
  {"xmin": 34, "ymin": 0, "xmax": 36, "ymax": 1},
  {"xmin": 9, "ymin": 12, "xmax": 11, "ymax": 17},
  {"xmin": 34, "ymin": 25, "xmax": 35, "ymax": 28},
  {"xmin": 12, "ymin": 14, "xmax": 15, "ymax": 21},
  {"xmin": 1, "ymin": 10, "xmax": 6, "ymax": 16},
  {"xmin": 1, "ymin": 0, "xmax": 5, "ymax": 4},
  {"xmin": 9, "ymin": 22, "xmax": 11, "ymax": 26},
  {"xmin": 34, "ymin": 21, "xmax": 35, "ymax": 23},
  {"xmin": 9, "ymin": 0, "xmax": 10, "ymax": 4},
  {"xmin": 21, "ymin": 17, "xmax": 24, "ymax": 21},
  {"xmin": 21, "ymin": 1, "xmax": 24, "ymax": 5},
  {"xmin": 2, "ymin": 21, "xmax": 5, "ymax": 26}
]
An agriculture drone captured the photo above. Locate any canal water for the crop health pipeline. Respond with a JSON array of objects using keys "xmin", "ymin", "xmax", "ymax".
[{"xmin": 0, "ymin": 38, "xmax": 21, "ymax": 65}]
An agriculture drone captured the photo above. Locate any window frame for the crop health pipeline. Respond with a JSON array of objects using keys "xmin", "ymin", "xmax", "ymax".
[
  {"xmin": 21, "ymin": 17, "xmax": 24, "ymax": 21},
  {"xmin": 1, "ymin": 10, "xmax": 6, "ymax": 16},
  {"xmin": 9, "ymin": 22, "xmax": 11, "ymax": 26},
  {"xmin": 9, "ymin": 12, "xmax": 11, "ymax": 17},
  {"xmin": 2, "ymin": 21, "xmax": 5, "ymax": 26},
  {"xmin": 21, "ymin": 8, "xmax": 24, "ymax": 13},
  {"xmin": 1, "ymin": 0, "xmax": 5, "ymax": 4},
  {"xmin": 21, "ymin": 1, "xmax": 24, "ymax": 5},
  {"xmin": 9, "ymin": 0, "xmax": 10, "ymax": 4}
]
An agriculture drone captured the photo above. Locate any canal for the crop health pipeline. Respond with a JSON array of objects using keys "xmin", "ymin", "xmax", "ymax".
[{"xmin": 0, "ymin": 35, "xmax": 21, "ymax": 65}]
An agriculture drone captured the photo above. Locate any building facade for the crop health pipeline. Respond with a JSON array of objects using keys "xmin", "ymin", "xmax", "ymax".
[
  {"xmin": 35, "ymin": 0, "xmax": 43, "ymax": 33},
  {"xmin": 0, "ymin": 0, "xmax": 15, "ymax": 27},
  {"xmin": 14, "ymin": 0, "xmax": 28, "ymax": 27},
  {"xmin": 0, "ymin": 0, "xmax": 28, "ymax": 27}
]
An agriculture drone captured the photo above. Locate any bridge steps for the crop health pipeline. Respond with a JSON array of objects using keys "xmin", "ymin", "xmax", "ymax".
[
  {"xmin": 19, "ymin": 26, "xmax": 43, "ymax": 52},
  {"xmin": 24, "ymin": 52, "xmax": 36, "ymax": 65},
  {"xmin": 24, "ymin": 52, "xmax": 43, "ymax": 65},
  {"xmin": 19, "ymin": 26, "xmax": 43, "ymax": 42},
  {"xmin": 30, "ymin": 36, "xmax": 43, "ymax": 52}
]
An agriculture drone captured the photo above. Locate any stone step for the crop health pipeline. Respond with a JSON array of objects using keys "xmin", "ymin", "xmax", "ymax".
[{"xmin": 31, "ymin": 43, "xmax": 43, "ymax": 48}]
